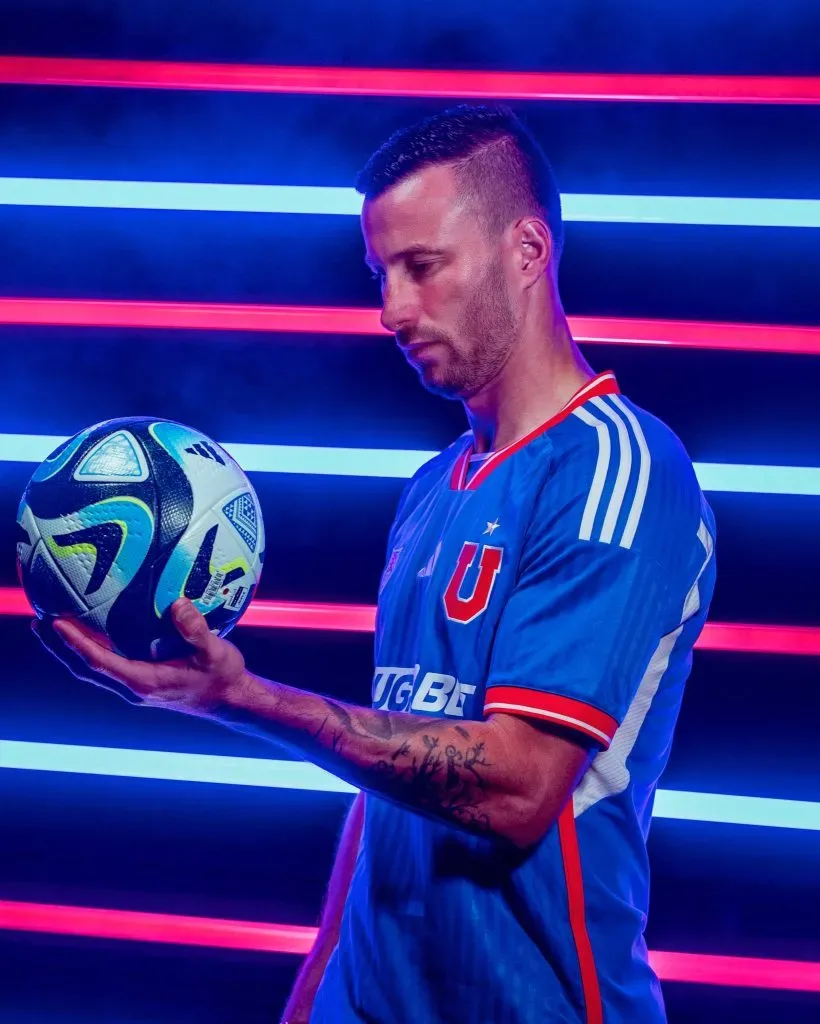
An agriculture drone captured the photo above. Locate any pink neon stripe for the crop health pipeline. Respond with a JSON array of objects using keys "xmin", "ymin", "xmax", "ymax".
[
  {"xmin": 698, "ymin": 622, "xmax": 820, "ymax": 657},
  {"xmin": 0, "ymin": 900, "xmax": 817, "ymax": 991},
  {"xmin": 241, "ymin": 599, "xmax": 377, "ymax": 632},
  {"xmin": 0, "ymin": 300, "xmax": 817, "ymax": 356},
  {"xmin": 648, "ymin": 950, "xmax": 820, "ymax": 993},
  {"xmin": 0, "ymin": 58, "xmax": 818, "ymax": 104},
  {"xmin": 1, "ymin": 589, "xmax": 818, "ymax": 653},
  {"xmin": 0, "ymin": 900, "xmax": 315, "ymax": 955}
]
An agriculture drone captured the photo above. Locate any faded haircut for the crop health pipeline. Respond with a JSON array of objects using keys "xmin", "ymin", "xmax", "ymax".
[{"xmin": 356, "ymin": 103, "xmax": 564, "ymax": 263}]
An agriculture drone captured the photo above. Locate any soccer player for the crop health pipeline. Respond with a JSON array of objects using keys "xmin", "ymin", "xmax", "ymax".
[{"xmin": 42, "ymin": 105, "xmax": 716, "ymax": 1023}]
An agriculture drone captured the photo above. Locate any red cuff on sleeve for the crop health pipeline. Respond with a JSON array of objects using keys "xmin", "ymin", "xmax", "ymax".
[{"xmin": 484, "ymin": 686, "xmax": 618, "ymax": 749}]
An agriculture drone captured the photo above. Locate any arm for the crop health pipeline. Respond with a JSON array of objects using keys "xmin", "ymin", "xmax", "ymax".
[
  {"xmin": 217, "ymin": 675, "xmax": 593, "ymax": 848},
  {"xmin": 44, "ymin": 603, "xmax": 591, "ymax": 849},
  {"xmin": 282, "ymin": 792, "xmax": 364, "ymax": 1024}
]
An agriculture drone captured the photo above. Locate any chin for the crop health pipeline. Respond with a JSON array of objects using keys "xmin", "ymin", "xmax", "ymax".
[{"xmin": 419, "ymin": 368, "xmax": 465, "ymax": 400}]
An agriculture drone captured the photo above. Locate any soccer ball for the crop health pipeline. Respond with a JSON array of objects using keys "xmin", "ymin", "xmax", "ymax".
[{"xmin": 16, "ymin": 417, "xmax": 265, "ymax": 660}]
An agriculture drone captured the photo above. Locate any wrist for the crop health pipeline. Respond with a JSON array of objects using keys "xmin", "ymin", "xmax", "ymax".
[{"xmin": 221, "ymin": 670, "xmax": 276, "ymax": 713}]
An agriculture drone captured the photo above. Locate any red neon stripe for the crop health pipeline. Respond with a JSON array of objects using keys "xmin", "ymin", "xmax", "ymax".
[
  {"xmin": 697, "ymin": 622, "xmax": 820, "ymax": 657},
  {"xmin": 558, "ymin": 807, "xmax": 604, "ymax": 1024},
  {"xmin": 0, "ymin": 299, "xmax": 382, "ymax": 335},
  {"xmin": 241, "ymin": 599, "xmax": 377, "ymax": 632},
  {"xmin": 1, "ymin": 901, "xmax": 817, "ymax": 992},
  {"xmin": 0, "ymin": 300, "xmax": 817, "ymax": 356},
  {"xmin": 0, "ymin": 900, "xmax": 315, "ymax": 955},
  {"xmin": 0, "ymin": 58, "xmax": 818, "ymax": 104},
  {"xmin": 1, "ymin": 590, "xmax": 818, "ymax": 652},
  {"xmin": 648, "ymin": 950, "xmax": 820, "ymax": 992}
]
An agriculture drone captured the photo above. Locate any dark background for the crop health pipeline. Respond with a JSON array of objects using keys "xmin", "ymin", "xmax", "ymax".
[{"xmin": 0, "ymin": 2, "xmax": 819, "ymax": 1021}]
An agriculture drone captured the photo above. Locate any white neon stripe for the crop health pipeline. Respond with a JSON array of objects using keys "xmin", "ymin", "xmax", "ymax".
[
  {"xmin": 0, "ymin": 740, "xmax": 357, "ymax": 793},
  {"xmin": 483, "ymin": 702, "xmax": 613, "ymax": 745},
  {"xmin": 693, "ymin": 462, "xmax": 820, "ymax": 496},
  {"xmin": 610, "ymin": 394, "xmax": 652, "ymax": 549},
  {"xmin": 2, "ymin": 740, "xmax": 816, "ymax": 830},
  {"xmin": 2, "ymin": 178, "xmax": 820, "ymax": 228},
  {"xmin": 2, "ymin": 433, "xmax": 818, "ymax": 495},
  {"xmin": 590, "ymin": 397, "xmax": 633, "ymax": 543},
  {"xmin": 0, "ymin": 179, "xmax": 362, "ymax": 216},
  {"xmin": 652, "ymin": 790, "xmax": 820, "ymax": 831},
  {"xmin": 572, "ymin": 407, "xmax": 613, "ymax": 538}
]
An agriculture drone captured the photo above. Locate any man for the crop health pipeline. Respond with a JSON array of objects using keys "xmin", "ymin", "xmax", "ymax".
[{"xmin": 42, "ymin": 105, "xmax": 716, "ymax": 1023}]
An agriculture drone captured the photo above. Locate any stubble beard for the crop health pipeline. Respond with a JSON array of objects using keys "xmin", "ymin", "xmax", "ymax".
[{"xmin": 422, "ymin": 255, "xmax": 518, "ymax": 401}]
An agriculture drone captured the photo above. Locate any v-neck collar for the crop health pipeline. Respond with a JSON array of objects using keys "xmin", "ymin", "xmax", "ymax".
[{"xmin": 449, "ymin": 371, "xmax": 620, "ymax": 491}]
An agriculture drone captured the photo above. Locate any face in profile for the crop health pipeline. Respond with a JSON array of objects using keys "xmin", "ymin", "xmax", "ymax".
[{"xmin": 362, "ymin": 163, "xmax": 519, "ymax": 400}]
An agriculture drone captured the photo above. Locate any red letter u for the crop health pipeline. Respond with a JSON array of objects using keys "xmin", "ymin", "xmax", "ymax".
[{"xmin": 443, "ymin": 543, "xmax": 504, "ymax": 624}]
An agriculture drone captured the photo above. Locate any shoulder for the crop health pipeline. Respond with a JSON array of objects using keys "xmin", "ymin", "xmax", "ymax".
[{"xmin": 544, "ymin": 392, "xmax": 706, "ymax": 552}]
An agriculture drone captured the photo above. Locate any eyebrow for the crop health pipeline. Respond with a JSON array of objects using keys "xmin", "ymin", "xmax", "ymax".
[{"xmin": 365, "ymin": 245, "xmax": 445, "ymax": 271}]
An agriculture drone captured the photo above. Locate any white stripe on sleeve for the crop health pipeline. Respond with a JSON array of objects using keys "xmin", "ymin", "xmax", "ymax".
[{"xmin": 572, "ymin": 405, "xmax": 612, "ymax": 541}]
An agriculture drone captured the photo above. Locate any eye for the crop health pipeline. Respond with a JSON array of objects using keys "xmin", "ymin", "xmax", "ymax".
[{"xmin": 410, "ymin": 261, "xmax": 436, "ymax": 279}]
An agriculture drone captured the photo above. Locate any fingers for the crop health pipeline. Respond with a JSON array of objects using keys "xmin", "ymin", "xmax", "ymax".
[
  {"xmin": 32, "ymin": 619, "xmax": 144, "ymax": 704},
  {"xmin": 171, "ymin": 598, "xmax": 216, "ymax": 654},
  {"xmin": 51, "ymin": 618, "xmax": 157, "ymax": 695}
]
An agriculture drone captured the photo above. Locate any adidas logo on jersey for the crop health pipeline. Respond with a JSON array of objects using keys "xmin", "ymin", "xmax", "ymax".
[
  {"xmin": 184, "ymin": 441, "xmax": 225, "ymax": 465},
  {"xmin": 417, "ymin": 542, "xmax": 442, "ymax": 578}
]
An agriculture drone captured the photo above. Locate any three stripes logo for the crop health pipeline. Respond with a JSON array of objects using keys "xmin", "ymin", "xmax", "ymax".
[
  {"xmin": 184, "ymin": 441, "xmax": 225, "ymax": 465},
  {"xmin": 572, "ymin": 394, "xmax": 651, "ymax": 550}
]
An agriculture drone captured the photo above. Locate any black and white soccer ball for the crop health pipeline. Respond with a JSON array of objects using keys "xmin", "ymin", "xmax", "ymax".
[{"xmin": 16, "ymin": 417, "xmax": 265, "ymax": 660}]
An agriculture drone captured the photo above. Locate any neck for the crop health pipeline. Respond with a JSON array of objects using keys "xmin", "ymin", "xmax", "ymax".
[{"xmin": 464, "ymin": 291, "xmax": 595, "ymax": 454}]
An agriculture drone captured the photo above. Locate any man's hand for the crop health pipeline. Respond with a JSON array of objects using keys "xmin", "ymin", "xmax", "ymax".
[{"xmin": 34, "ymin": 599, "xmax": 247, "ymax": 716}]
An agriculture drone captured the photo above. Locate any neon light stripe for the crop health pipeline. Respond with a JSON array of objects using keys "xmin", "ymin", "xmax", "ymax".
[
  {"xmin": 693, "ymin": 462, "xmax": 820, "ymax": 495},
  {"xmin": 0, "ymin": 58, "xmax": 818, "ymax": 104},
  {"xmin": 559, "ymin": 807, "xmax": 604, "ymax": 1023},
  {"xmin": 652, "ymin": 790, "xmax": 820, "ymax": 830},
  {"xmin": 0, "ymin": 899, "xmax": 316, "ymax": 954},
  {"xmin": 3, "ymin": 178, "xmax": 820, "ymax": 228},
  {"xmin": 650, "ymin": 951, "xmax": 820, "ymax": 992},
  {"xmin": 2, "ymin": 432, "xmax": 819, "ymax": 494},
  {"xmin": 0, "ymin": 742, "xmax": 358, "ymax": 793},
  {"xmin": 1, "ymin": 742, "xmax": 819, "ymax": 830},
  {"xmin": 0, "ymin": 299, "xmax": 816, "ymax": 356},
  {"xmin": 0, "ymin": 899, "xmax": 816, "ymax": 989},
  {"xmin": 0, "ymin": 589, "xmax": 818, "ymax": 654}
]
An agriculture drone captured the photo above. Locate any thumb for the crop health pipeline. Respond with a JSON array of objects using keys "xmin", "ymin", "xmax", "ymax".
[{"xmin": 170, "ymin": 598, "xmax": 214, "ymax": 652}]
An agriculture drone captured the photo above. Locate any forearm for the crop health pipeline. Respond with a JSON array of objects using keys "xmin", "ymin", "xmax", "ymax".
[{"xmin": 216, "ymin": 672, "xmax": 531, "ymax": 843}]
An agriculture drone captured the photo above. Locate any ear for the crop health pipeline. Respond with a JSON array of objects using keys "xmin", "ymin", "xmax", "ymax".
[{"xmin": 513, "ymin": 217, "xmax": 553, "ymax": 287}]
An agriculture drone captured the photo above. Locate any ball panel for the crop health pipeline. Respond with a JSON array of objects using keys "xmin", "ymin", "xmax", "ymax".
[
  {"xmin": 31, "ymin": 425, "xmax": 96, "ymax": 484},
  {"xmin": 73, "ymin": 430, "xmax": 149, "ymax": 483},
  {"xmin": 23, "ymin": 540, "xmax": 88, "ymax": 618},
  {"xmin": 33, "ymin": 496, "xmax": 155, "ymax": 612}
]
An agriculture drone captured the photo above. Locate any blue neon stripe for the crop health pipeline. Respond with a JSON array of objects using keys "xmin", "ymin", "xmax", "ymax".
[
  {"xmin": 0, "ymin": 740, "xmax": 816, "ymax": 830},
  {"xmin": 1, "ymin": 177, "xmax": 819, "ymax": 228},
  {"xmin": 2, "ymin": 433, "xmax": 819, "ymax": 495}
]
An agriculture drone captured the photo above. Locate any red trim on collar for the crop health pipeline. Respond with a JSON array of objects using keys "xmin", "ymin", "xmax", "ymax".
[{"xmin": 450, "ymin": 371, "xmax": 619, "ymax": 492}]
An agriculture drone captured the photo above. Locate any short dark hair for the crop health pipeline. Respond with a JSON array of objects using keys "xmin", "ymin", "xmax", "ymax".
[{"xmin": 356, "ymin": 103, "xmax": 564, "ymax": 263}]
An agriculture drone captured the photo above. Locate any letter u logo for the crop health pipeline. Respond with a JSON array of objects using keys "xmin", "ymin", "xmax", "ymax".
[{"xmin": 443, "ymin": 542, "xmax": 504, "ymax": 624}]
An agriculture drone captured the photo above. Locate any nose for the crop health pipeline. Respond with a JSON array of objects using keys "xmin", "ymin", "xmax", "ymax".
[{"xmin": 380, "ymin": 276, "xmax": 418, "ymax": 337}]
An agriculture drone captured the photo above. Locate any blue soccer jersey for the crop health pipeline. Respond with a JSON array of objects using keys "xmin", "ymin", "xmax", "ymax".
[{"xmin": 312, "ymin": 371, "xmax": 716, "ymax": 1024}]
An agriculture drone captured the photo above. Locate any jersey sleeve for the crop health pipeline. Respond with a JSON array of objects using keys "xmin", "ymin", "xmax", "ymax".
[{"xmin": 484, "ymin": 434, "xmax": 712, "ymax": 749}]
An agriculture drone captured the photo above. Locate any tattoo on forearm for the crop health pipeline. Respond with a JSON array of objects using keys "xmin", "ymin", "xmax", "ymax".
[{"xmin": 317, "ymin": 698, "xmax": 495, "ymax": 835}]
